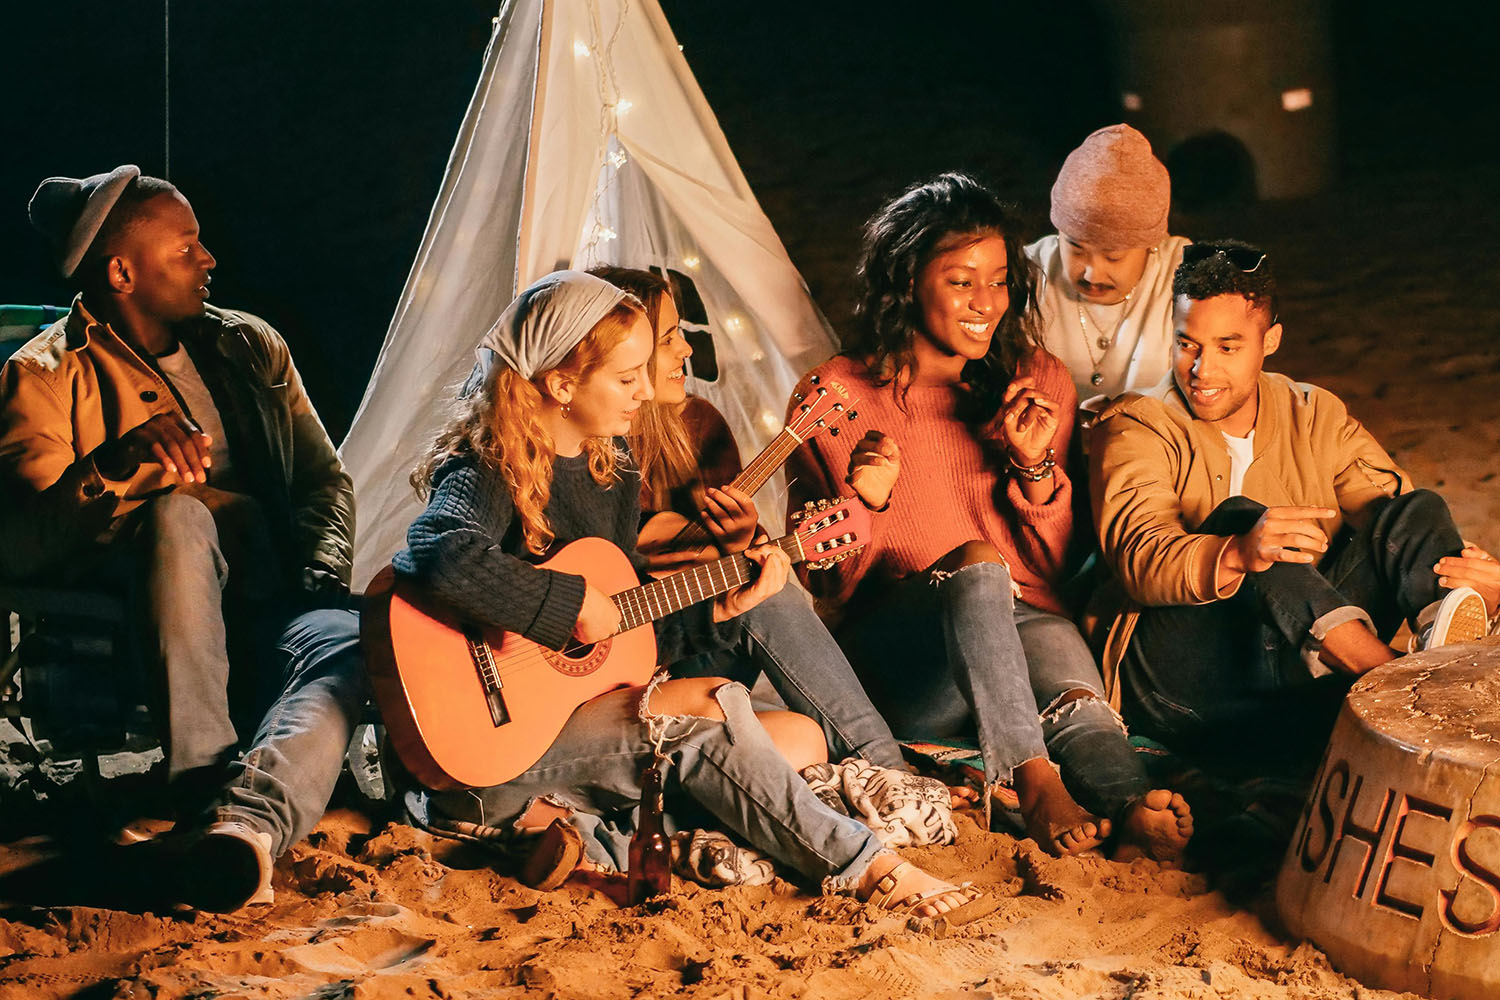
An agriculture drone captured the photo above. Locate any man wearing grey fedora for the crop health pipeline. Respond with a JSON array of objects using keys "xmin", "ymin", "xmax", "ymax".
[{"xmin": 2, "ymin": 166, "xmax": 365, "ymax": 910}]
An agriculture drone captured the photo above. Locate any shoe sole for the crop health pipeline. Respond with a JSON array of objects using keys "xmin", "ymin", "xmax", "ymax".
[{"xmin": 1429, "ymin": 588, "xmax": 1490, "ymax": 649}]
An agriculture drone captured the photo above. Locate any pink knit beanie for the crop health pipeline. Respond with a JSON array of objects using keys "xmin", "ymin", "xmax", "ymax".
[{"xmin": 1049, "ymin": 124, "xmax": 1170, "ymax": 251}]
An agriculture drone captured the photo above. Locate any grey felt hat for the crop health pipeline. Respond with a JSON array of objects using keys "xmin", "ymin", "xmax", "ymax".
[{"xmin": 27, "ymin": 164, "xmax": 142, "ymax": 278}]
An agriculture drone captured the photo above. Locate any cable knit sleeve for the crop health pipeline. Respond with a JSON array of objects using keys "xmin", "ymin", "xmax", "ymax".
[{"xmin": 392, "ymin": 456, "xmax": 586, "ymax": 651}]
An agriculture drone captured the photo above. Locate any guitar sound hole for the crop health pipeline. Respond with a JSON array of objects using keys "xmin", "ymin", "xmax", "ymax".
[{"xmin": 543, "ymin": 638, "xmax": 612, "ymax": 677}]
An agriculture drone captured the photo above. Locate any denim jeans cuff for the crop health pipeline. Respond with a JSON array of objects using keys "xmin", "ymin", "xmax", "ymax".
[
  {"xmin": 1301, "ymin": 605, "xmax": 1374, "ymax": 678},
  {"xmin": 820, "ymin": 843, "xmax": 892, "ymax": 896}
]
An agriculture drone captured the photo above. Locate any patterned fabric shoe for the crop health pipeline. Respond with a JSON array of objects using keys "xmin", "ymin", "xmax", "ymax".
[{"xmin": 1414, "ymin": 587, "xmax": 1490, "ymax": 652}]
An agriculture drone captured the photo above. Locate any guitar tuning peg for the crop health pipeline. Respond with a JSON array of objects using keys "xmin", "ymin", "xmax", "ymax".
[
  {"xmin": 816, "ymin": 498, "xmax": 831, "ymax": 510},
  {"xmin": 793, "ymin": 392, "xmax": 805, "ymax": 403},
  {"xmin": 829, "ymin": 427, "xmax": 840, "ymax": 437},
  {"xmin": 847, "ymin": 410, "xmax": 858, "ymax": 420},
  {"xmin": 832, "ymin": 403, "xmax": 844, "ymax": 411},
  {"xmin": 802, "ymin": 500, "xmax": 816, "ymax": 512},
  {"xmin": 809, "ymin": 374, "xmax": 821, "ymax": 385}
]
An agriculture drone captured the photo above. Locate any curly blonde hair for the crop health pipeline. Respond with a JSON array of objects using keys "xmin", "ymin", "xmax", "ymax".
[{"xmin": 412, "ymin": 299, "xmax": 645, "ymax": 555}]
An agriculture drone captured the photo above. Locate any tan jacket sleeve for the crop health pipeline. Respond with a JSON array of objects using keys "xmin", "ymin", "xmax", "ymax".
[
  {"xmin": 0, "ymin": 359, "xmax": 124, "ymax": 579},
  {"xmin": 1320, "ymin": 387, "xmax": 1411, "ymax": 526},
  {"xmin": 1090, "ymin": 403, "xmax": 1231, "ymax": 607}
]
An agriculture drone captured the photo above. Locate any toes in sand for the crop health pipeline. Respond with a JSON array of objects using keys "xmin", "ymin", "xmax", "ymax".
[{"xmin": 1112, "ymin": 788, "xmax": 1193, "ymax": 864}]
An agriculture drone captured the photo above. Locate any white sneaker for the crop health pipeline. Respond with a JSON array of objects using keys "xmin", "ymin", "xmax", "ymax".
[
  {"xmin": 1414, "ymin": 587, "xmax": 1490, "ymax": 652},
  {"xmin": 181, "ymin": 820, "xmax": 275, "ymax": 912}
]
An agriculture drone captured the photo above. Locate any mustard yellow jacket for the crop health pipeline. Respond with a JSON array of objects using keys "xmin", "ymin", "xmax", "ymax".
[
  {"xmin": 1088, "ymin": 371, "xmax": 1409, "ymax": 704},
  {"xmin": 0, "ymin": 297, "xmax": 354, "ymax": 588}
]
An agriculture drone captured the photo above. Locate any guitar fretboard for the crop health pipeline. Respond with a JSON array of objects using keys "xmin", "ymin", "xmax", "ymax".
[
  {"xmin": 614, "ymin": 532, "xmax": 805, "ymax": 632},
  {"xmin": 667, "ymin": 425, "xmax": 804, "ymax": 551}
]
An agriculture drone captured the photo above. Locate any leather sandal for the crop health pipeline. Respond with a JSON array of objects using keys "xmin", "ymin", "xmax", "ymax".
[
  {"xmin": 863, "ymin": 860, "xmax": 999, "ymax": 925},
  {"xmin": 519, "ymin": 818, "xmax": 585, "ymax": 891}
]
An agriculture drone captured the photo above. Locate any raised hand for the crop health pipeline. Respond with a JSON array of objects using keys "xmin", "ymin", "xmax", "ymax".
[
  {"xmin": 998, "ymin": 376, "xmax": 1060, "ymax": 466},
  {"xmin": 712, "ymin": 534, "xmax": 790, "ymax": 622},
  {"xmin": 1222, "ymin": 505, "xmax": 1336, "ymax": 575},
  {"xmin": 98, "ymin": 412, "xmax": 213, "ymax": 484},
  {"xmin": 701, "ymin": 485, "xmax": 759, "ymax": 553},
  {"xmin": 846, "ymin": 430, "xmax": 900, "ymax": 510}
]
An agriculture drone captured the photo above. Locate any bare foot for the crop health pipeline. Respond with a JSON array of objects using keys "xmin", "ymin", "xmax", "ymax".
[
  {"xmin": 858, "ymin": 853, "xmax": 975, "ymax": 919},
  {"xmin": 1112, "ymin": 789, "xmax": 1193, "ymax": 864},
  {"xmin": 949, "ymin": 784, "xmax": 981, "ymax": 810},
  {"xmin": 1014, "ymin": 759, "xmax": 1109, "ymax": 856}
]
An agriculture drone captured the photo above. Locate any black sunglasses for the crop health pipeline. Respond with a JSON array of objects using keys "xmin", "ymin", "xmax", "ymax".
[{"xmin": 1181, "ymin": 243, "xmax": 1268, "ymax": 273}]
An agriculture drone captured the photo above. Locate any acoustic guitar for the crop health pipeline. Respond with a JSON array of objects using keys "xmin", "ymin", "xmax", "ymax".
[
  {"xmin": 362, "ymin": 496, "xmax": 870, "ymax": 790},
  {"xmin": 658, "ymin": 374, "xmax": 858, "ymax": 555}
]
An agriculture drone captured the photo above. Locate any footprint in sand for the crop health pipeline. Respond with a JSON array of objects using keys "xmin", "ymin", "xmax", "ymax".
[{"xmin": 281, "ymin": 926, "xmax": 436, "ymax": 977}]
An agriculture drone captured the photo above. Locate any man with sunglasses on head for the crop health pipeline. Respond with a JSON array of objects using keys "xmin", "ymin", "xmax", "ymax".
[{"xmin": 1088, "ymin": 240, "xmax": 1497, "ymax": 758}]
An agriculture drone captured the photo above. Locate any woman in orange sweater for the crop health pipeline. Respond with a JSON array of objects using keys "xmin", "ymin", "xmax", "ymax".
[{"xmin": 788, "ymin": 173, "xmax": 1191, "ymax": 860}]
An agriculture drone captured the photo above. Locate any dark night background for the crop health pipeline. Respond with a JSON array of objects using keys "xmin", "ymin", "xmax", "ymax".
[{"xmin": 1, "ymin": 1, "xmax": 1496, "ymax": 443}]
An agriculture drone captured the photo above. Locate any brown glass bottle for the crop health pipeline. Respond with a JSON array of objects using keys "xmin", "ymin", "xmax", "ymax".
[{"xmin": 627, "ymin": 762, "xmax": 671, "ymax": 905}]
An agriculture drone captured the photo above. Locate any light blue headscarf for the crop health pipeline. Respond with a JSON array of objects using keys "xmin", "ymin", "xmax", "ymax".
[{"xmin": 464, "ymin": 270, "xmax": 630, "ymax": 395}]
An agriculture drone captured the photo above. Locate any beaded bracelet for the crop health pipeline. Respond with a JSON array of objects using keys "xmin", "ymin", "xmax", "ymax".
[{"xmin": 1008, "ymin": 447, "xmax": 1056, "ymax": 482}]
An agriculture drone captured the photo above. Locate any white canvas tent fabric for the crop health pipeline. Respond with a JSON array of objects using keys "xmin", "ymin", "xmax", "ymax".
[{"xmin": 340, "ymin": 0, "xmax": 839, "ymax": 589}]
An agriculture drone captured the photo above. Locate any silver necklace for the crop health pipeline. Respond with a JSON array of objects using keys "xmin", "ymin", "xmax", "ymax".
[{"xmin": 1076, "ymin": 287, "xmax": 1134, "ymax": 387}]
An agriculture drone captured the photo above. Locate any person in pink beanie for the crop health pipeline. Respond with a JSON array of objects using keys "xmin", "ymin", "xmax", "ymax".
[{"xmin": 1025, "ymin": 124, "xmax": 1192, "ymax": 401}]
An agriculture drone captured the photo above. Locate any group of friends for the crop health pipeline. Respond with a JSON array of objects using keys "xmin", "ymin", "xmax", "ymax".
[{"xmin": 4, "ymin": 124, "xmax": 1498, "ymax": 919}]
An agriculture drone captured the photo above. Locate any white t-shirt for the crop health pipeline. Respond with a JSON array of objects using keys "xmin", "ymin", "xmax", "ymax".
[
  {"xmin": 155, "ymin": 346, "xmax": 235, "ymax": 482},
  {"xmin": 1223, "ymin": 430, "xmax": 1255, "ymax": 498},
  {"xmin": 1024, "ymin": 234, "xmax": 1192, "ymax": 402}
]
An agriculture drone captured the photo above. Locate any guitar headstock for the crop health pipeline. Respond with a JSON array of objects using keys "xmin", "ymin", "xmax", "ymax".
[
  {"xmin": 788, "ymin": 496, "xmax": 871, "ymax": 570},
  {"xmin": 786, "ymin": 375, "xmax": 860, "ymax": 442}
]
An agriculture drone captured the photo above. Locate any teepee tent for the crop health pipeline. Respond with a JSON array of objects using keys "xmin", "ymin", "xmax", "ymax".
[{"xmin": 340, "ymin": 0, "xmax": 840, "ymax": 588}]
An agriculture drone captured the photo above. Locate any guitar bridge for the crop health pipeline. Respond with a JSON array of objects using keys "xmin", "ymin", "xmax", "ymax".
[{"xmin": 464, "ymin": 628, "xmax": 511, "ymax": 728}]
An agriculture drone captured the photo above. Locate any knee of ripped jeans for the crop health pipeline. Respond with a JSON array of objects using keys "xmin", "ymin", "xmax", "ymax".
[
  {"xmin": 928, "ymin": 558, "xmax": 1022, "ymax": 604},
  {"xmin": 1039, "ymin": 688, "xmax": 1127, "ymax": 736},
  {"xmin": 637, "ymin": 673, "xmax": 754, "ymax": 754}
]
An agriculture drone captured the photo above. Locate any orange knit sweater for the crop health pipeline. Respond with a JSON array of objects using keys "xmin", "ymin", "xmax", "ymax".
[{"xmin": 785, "ymin": 350, "xmax": 1077, "ymax": 616}]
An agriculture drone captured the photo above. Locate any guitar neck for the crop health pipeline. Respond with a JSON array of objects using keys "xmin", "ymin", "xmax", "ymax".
[
  {"xmin": 666, "ymin": 426, "xmax": 803, "ymax": 550},
  {"xmin": 614, "ymin": 532, "xmax": 805, "ymax": 631}
]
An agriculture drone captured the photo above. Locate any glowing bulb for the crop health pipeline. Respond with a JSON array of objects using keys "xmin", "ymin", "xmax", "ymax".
[
  {"xmin": 574, "ymin": 40, "xmax": 591, "ymax": 58},
  {"xmin": 615, "ymin": 98, "xmax": 634, "ymax": 116},
  {"xmin": 608, "ymin": 149, "xmax": 628, "ymax": 169},
  {"xmin": 593, "ymin": 224, "xmax": 618, "ymax": 242},
  {"xmin": 759, "ymin": 410, "xmax": 780, "ymax": 433},
  {"xmin": 724, "ymin": 315, "xmax": 744, "ymax": 333},
  {"xmin": 750, "ymin": 350, "xmax": 765, "ymax": 362},
  {"xmin": 682, "ymin": 254, "xmax": 701, "ymax": 270}
]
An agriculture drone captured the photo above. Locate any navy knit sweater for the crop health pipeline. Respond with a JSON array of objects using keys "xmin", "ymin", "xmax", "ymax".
[{"xmin": 393, "ymin": 448, "xmax": 731, "ymax": 663}]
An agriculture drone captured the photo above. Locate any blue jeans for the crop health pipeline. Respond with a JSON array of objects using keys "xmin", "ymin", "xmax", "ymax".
[
  {"xmin": 420, "ymin": 679, "xmax": 886, "ymax": 888},
  {"xmin": 1123, "ymin": 490, "xmax": 1464, "ymax": 750},
  {"xmin": 666, "ymin": 586, "xmax": 905, "ymax": 770},
  {"xmin": 213, "ymin": 609, "xmax": 369, "ymax": 857},
  {"xmin": 839, "ymin": 562, "xmax": 1149, "ymax": 819}
]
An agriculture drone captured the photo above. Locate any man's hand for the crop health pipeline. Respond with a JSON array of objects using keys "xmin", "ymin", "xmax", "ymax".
[
  {"xmin": 701, "ymin": 486, "xmax": 758, "ymax": 553},
  {"xmin": 1436, "ymin": 543, "xmax": 1500, "ymax": 617},
  {"xmin": 847, "ymin": 430, "xmax": 900, "ymax": 510},
  {"xmin": 98, "ymin": 412, "xmax": 213, "ymax": 484},
  {"xmin": 573, "ymin": 584, "xmax": 622, "ymax": 644},
  {"xmin": 1221, "ymin": 505, "xmax": 1336, "ymax": 575},
  {"xmin": 712, "ymin": 534, "xmax": 790, "ymax": 622},
  {"xmin": 998, "ymin": 376, "xmax": 1061, "ymax": 467}
]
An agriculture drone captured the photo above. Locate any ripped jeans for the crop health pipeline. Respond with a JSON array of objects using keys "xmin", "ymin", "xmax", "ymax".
[
  {"xmin": 839, "ymin": 561, "xmax": 1149, "ymax": 820},
  {"xmin": 417, "ymin": 679, "xmax": 886, "ymax": 889}
]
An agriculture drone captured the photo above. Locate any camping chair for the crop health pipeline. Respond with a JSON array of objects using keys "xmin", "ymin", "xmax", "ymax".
[{"xmin": 0, "ymin": 305, "xmax": 154, "ymax": 778}]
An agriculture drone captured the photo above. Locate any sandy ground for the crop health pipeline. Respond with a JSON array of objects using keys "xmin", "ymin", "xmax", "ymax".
[{"xmin": 2, "ymin": 73, "xmax": 1496, "ymax": 1000}]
